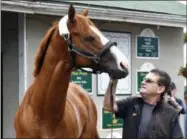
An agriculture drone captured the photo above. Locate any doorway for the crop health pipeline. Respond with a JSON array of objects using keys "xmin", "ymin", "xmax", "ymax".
[{"xmin": 2, "ymin": 11, "xmax": 19, "ymax": 138}]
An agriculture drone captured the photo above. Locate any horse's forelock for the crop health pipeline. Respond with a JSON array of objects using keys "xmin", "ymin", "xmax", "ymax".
[{"xmin": 33, "ymin": 24, "xmax": 57, "ymax": 77}]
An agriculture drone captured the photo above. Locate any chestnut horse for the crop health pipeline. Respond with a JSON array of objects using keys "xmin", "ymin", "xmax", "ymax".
[{"xmin": 14, "ymin": 5, "xmax": 129, "ymax": 138}]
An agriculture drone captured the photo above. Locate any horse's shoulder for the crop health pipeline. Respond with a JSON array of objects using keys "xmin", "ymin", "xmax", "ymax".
[
  {"xmin": 67, "ymin": 82, "xmax": 91, "ymax": 103},
  {"xmin": 68, "ymin": 82, "xmax": 88, "ymax": 95}
]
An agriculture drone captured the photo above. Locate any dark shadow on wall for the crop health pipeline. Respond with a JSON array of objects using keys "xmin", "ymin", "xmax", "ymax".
[{"xmin": 2, "ymin": 11, "xmax": 19, "ymax": 138}]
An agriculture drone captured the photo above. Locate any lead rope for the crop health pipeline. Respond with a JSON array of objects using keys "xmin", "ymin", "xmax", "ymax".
[{"xmin": 110, "ymin": 80, "xmax": 114, "ymax": 139}]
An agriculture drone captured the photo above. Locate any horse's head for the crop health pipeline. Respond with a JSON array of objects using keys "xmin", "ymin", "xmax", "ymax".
[
  {"xmin": 58, "ymin": 4, "xmax": 129, "ymax": 79},
  {"xmin": 34, "ymin": 4, "xmax": 129, "ymax": 79}
]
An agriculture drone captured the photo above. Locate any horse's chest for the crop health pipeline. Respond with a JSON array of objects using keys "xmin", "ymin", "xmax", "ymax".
[
  {"xmin": 40, "ymin": 107, "xmax": 85, "ymax": 138},
  {"xmin": 21, "ymin": 107, "xmax": 41, "ymax": 135},
  {"xmin": 52, "ymin": 109, "xmax": 85, "ymax": 138},
  {"xmin": 39, "ymin": 118, "xmax": 79, "ymax": 138}
]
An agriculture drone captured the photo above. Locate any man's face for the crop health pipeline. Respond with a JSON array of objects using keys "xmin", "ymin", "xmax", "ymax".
[{"xmin": 140, "ymin": 72, "xmax": 165, "ymax": 98}]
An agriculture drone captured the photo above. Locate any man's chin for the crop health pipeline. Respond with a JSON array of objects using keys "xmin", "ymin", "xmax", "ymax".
[
  {"xmin": 140, "ymin": 92, "xmax": 143, "ymax": 95},
  {"xmin": 140, "ymin": 92, "xmax": 146, "ymax": 97}
]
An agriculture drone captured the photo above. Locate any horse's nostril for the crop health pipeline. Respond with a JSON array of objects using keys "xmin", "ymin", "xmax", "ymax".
[
  {"xmin": 120, "ymin": 62, "xmax": 126, "ymax": 70},
  {"xmin": 120, "ymin": 62, "xmax": 129, "ymax": 77}
]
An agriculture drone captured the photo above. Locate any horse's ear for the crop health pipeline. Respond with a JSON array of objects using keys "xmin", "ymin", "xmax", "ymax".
[
  {"xmin": 81, "ymin": 8, "xmax": 88, "ymax": 16},
  {"xmin": 68, "ymin": 4, "xmax": 75, "ymax": 23}
]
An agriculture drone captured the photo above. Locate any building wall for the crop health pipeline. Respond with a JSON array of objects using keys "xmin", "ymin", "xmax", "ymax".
[
  {"xmin": 2, "ymin": 11, "xmax": 19, "ymax": 138},
  {"xmin": 25, "ymin": 14, "xmax": 185, "ymax": 137}
]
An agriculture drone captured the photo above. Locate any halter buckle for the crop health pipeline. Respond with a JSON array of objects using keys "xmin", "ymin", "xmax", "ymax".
[
  {"xmin": 94, "ymin": 55, "xmax": 100, "ymax": 64},
  {"xmin": 63, "ymin": 34, "xmax": 70, "ymax": 41}
]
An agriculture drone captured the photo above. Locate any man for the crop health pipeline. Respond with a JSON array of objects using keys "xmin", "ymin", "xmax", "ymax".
[
  {"xmin": 166, "ymin": 81, "xmax": 185, "ymax": 115},
  {"xmin": 104, "ymin": 68, "xmax": 183, "ymax": 139}
]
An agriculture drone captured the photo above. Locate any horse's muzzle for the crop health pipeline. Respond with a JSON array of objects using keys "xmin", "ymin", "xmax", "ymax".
[{"xmin": 108, "ymin": 67, "xmax": 129, "ymax": 80}]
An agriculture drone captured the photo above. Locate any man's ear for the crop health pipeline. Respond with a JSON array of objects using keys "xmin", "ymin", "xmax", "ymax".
[{"xmin": 158, "ymin": 86, "xmax": 166, "ymax": 95}]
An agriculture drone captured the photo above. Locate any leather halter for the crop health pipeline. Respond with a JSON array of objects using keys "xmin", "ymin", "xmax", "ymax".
[
  {"xmin": 64, "ymin": 35, "xmax": 117, "ymax": 74},
  {"xmin": 59, "ymin": 15, "xmax": 117, "ymax": 74}
]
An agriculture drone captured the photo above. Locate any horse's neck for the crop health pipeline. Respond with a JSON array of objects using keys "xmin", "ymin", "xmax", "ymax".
[
  {"xmin": 30, "ymin": 49, "xmax": 71, "ymax": 127},
  {"xmin": 44, "ymin": 61, "xmax": 71, "ymax": 126}
]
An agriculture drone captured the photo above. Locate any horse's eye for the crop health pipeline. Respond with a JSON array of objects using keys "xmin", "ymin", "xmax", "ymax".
[{"xmin": 85, "ymin": 36, "xmax": 94, "ymax": 42}]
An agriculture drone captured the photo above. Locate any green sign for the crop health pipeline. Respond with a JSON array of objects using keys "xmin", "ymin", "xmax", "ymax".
[
  {"xmin": 137, "ymin": 71, "xmax": 148, "ymax": 93},
  {"xmin": 137, "ymin": 36, "xmax": 159, "ymax": 58},
  {"xmin": 102, "ymin": 108, "xmax": 123, "ymax": 129},
  {"xmin": 71, "ymin": 70, "xmax": 92, "ymax": 93}
]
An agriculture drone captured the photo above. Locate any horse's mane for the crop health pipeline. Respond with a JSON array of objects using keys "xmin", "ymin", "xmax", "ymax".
[{"xmin": 33, "ymin": 23, "xmax": 57, "ymax": 77}]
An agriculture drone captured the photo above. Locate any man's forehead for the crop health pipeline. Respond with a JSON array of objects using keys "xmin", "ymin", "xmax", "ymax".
[{"xmin": 146, "ymin": 72, "xmax": 159, "ymax": 80}]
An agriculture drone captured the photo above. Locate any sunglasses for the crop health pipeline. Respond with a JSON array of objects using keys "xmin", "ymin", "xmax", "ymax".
[{"xmin": 143, "ymin": 77, "xmax": 158, "ymax": 84}]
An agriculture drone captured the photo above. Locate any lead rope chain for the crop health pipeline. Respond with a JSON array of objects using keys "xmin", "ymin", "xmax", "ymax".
[{"xmin": 110, "ymin": 80, "xmax": 114, "ymax": 139}]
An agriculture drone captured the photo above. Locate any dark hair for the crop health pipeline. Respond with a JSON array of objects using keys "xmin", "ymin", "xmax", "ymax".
[
  {"xmin": 170, "ymin": 81, "xmax": 176, "ymax": 91},
  {"xmin": 150, "ymin": 68, "xmax": 171, "ymax": 98}
]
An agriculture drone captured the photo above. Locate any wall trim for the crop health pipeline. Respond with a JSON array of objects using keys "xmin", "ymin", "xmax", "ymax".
[{"xmin": 1, "ymin": 1, "xmax": 186, "ymax": 28}]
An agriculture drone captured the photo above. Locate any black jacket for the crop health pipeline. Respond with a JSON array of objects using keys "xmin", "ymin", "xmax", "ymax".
[
  {"xmin": 115, "ymin": 96, "xmax": 183, "ymax": 139},
  {"xmin": 176, "ymin": 98, "xmax": 186, "ymax": 114}
]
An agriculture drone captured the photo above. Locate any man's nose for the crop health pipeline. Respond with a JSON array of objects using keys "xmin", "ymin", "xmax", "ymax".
[{"xmin": 141, "ymin": 80, "xmax": 146, "ymax": 85}]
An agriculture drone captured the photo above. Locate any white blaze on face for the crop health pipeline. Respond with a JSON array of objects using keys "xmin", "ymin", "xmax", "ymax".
[
  {"xmin": 90, "ymin": 25, "xmax": 128, "ymax": 71},
  {"xmin": 90, "ymin": 26, "xmax": 109, "ymax": 45},
  {"xmin": 110, "ymin": 46, "xmax": 129, "ymax": 71}
]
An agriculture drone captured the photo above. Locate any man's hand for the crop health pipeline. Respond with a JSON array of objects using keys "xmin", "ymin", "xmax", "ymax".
[
  {"xmin": 165, "ymin": 95, "xmax": 183, "ymax": 112},
  {"xmin": 103, "ymin": 78, "xmax": 119, "ymax": 113},
  {"xmin": 110, "ymin": 79, "xmax": 118, "ymax": 85}
]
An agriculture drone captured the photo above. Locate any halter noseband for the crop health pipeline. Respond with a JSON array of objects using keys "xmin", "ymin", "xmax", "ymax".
[{"xmin": 59, "ymin": 15, "xmax": 117, "ymax": 74}]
